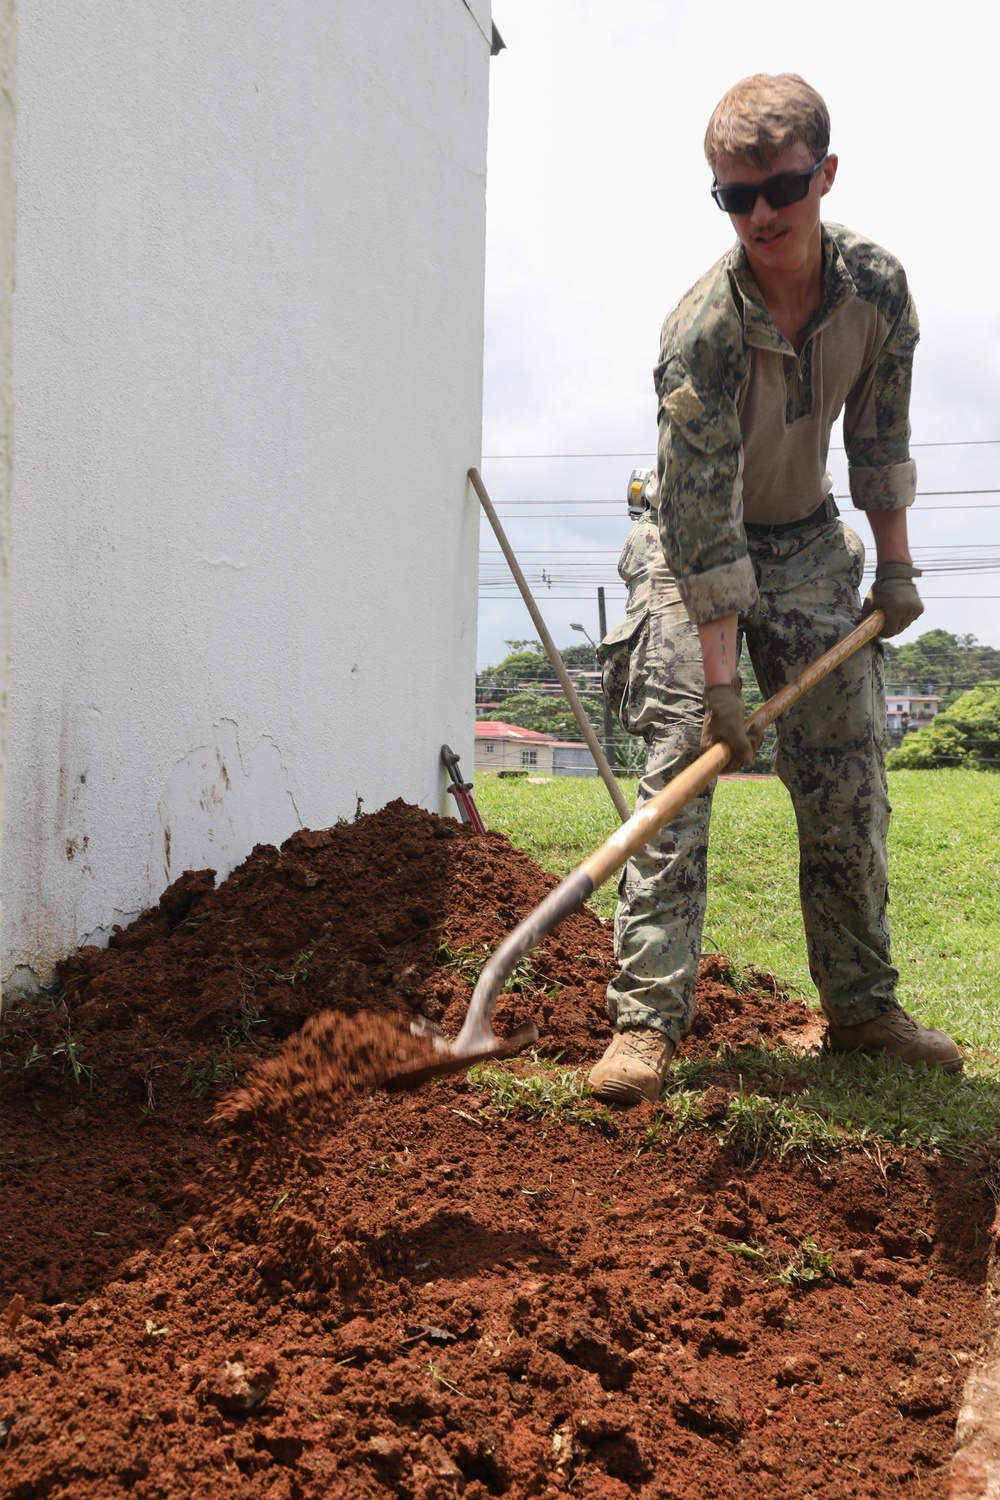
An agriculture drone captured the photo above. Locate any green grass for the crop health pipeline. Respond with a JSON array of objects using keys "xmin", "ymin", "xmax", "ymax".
[
  {"xmin": 702, "ymin": 771, "xmax": 1000, "ymax": 1059},
  {"xmin": 724, "ymin": 1236, "xmax": 836, "ymax": 1287},
  {"xmin": 437, "ymin": 937, "xmax": 539, "ymax": 994},
  {"xmin": 468, "ymin": 1039, "xmax": 1000, "ymax": 1156},
  {"xmin": 476, "ymin": 774, "xmax": 622, "ymax": 882},
  {"xmin": 475, "ymin": 768, "xmax": 1000, "ymax": 1149},
  {"xmin": 23, "ymin": 1030, "xmax": 94, "ymax": 1090},
  {"xmin": 664, "ymin": 1045, "xmax": 1000, "ymax": 1156},
  {"xmin": 469, "ymin": 1054, "xmax": 618, "ymax": 1134},
  {"xmin": 182, "ymin": 1049, "xmax": 236, "ymax": 1099}
]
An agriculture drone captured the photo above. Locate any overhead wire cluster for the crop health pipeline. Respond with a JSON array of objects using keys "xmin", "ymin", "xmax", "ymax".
[{"xmin": 478, "ymin": 439, "xmax": 1000, "ymax": 603}]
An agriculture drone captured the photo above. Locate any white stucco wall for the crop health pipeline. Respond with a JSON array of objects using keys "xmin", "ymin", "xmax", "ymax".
[
  {"xmin": 4, "ymin": 0, "xmax": 491, "ymax": 989},
  {"xmin": 0, "ymin": 0, "xmax": 12, "ymax": 1004}
]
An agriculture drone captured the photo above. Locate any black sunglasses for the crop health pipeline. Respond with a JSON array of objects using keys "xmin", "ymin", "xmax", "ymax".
[{"xmin": 711, "ymin": 154, "xmax": 828, "ymax": 215}]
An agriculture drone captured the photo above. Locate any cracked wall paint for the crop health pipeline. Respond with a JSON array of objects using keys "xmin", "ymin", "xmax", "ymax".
[{"xmin": 154, "ymin": 720, "xmax": 301, "ymax": 892}]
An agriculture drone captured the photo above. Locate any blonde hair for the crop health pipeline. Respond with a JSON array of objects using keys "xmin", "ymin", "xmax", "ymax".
[{"xmin": 704, "ymin": 74, "xmax": 830, "ymax": 172}]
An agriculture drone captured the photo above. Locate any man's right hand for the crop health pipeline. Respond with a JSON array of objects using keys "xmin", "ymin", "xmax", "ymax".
[{"xmin": 700, "ymin": 677, "xmax": 764, "ymax": 768}]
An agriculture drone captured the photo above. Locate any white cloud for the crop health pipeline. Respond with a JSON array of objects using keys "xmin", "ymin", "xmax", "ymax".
[{"xmin": 478, "ymin": 1, "xmax": 1000, "ymax": 668}]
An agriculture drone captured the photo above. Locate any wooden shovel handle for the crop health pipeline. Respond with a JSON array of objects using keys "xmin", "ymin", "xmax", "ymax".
[{"xmin": 452, "ymin": 608, "xmax": 885, "ymax": 1056}]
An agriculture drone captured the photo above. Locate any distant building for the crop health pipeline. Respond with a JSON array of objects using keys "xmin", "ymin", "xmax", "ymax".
[
  {"xmin": 474, "ymin": 728, "xmax": 613, "ymax": 781},
  {"xmin": 551, "ymin": 742, "xmax": 599, "ymax": 778},
  {"xmin": 885, "ymin": 683, "xmax": 942, "ymax": 742},
  {"xmin": 474, "ymin": 722, "xmax": 555, "ymax": 775}
]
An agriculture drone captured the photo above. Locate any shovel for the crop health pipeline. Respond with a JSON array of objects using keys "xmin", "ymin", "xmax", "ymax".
[{"xmin": 383, "ymin": 609, "xmax": 885, "ymax": 1089}]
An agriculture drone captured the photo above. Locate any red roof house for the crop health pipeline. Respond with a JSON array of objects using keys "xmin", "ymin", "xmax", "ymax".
[{"xmin": 474, "ymin": 721, "xmax": 555, "ymax": 774}]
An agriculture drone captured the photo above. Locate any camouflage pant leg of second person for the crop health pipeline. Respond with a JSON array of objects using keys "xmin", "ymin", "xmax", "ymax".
[
  {"xmin": 744, "ymin": 518, "xmax": 898, "ymax": 1026},
  {"xmin": 605, "ymin": 604, "xmax": 712, "ymax": 1045}
]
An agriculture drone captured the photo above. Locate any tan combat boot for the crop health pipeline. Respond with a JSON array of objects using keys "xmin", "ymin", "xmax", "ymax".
[
  {"xmin": 588, "ymin": 1027, "xmax": 676, "ymax": 1106},
  {"xmin": 826, "ymin": 1003, "xmax": 963, "ymax": 1074}
]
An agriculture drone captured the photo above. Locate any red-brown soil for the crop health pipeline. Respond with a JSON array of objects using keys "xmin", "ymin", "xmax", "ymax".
[{"xmin": 0, "ymin": 800, "xmax": 993, "ymax": 1498}]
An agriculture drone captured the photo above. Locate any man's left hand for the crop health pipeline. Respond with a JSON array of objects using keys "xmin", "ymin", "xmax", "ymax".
[{"xmin": 862, "ymin": 561, "xmax": 923, "ymax": 638}]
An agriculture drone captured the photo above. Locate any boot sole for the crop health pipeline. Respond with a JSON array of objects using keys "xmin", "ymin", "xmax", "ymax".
[
  {"xmin": 588, "ymin": 1075, "xmax": 661, "ymax": 1106},
  {"xmin": 826, "ymin": 1037, "xmax": 964, "ymax": 1074}
]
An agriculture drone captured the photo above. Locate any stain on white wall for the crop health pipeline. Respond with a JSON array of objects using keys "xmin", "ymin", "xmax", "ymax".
[
  {"xmin": 3, "ymin": 0, "xmax": 491, "ymax": 989},
  {"xmin": 154, "ymin": 720, "xmax": 300, "ymax": 897},
  {"xmin": 0, "ymin": 1, "xmax": 12, "ymax": 1004}
]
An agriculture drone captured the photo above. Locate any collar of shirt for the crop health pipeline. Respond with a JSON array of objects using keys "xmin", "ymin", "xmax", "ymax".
[{"xmin": 727, "ymin": 227, "xmax": 858, "ymax": 355}]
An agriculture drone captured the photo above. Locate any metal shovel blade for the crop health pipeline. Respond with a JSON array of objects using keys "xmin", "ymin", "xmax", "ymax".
[{"xmin": 381, "ymin": 1021, "xmax": 540, "ymax": 1093}]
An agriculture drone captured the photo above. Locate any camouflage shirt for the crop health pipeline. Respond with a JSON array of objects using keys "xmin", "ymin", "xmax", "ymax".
[
  {"xmin": 655, "ymin": 223, "xmax": 920, "ymax": 623},
  {"xmin": 617, "ymin": 507, "xmax": 683, "ymax": 619}
]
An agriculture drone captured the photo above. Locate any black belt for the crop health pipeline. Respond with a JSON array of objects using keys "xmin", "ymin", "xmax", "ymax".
[{"xmin": 744, "ymin": 496, "xmax": 839, "ymax": 537}]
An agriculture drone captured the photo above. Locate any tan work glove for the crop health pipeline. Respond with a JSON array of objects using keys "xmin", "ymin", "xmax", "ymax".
[
  {"xmin": 700, "ymin": 677, "xmax": 765, "ymax": 769},
  {"xmin": 862, "ymin": 561, "xmax": 924, "ymax": 638}
]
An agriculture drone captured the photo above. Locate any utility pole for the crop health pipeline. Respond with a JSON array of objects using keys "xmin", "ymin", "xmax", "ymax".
[{"xmin": 597, "ymin": 587, "xmax": 615, "ymax": 770}]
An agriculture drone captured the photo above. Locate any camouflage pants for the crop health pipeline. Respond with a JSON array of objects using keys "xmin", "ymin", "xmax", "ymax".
[{"xmin": 606, "ymin": 517, "xmax": 895, "ymax": 1043}]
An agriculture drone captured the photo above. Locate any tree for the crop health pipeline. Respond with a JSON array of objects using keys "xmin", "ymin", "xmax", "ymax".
[
  {"xmin": 559, "ymin": 643, "xmax": 600, "ymax": 670},
  {"xmin": 886, "ymin": 681, "xmax": 1000, "ymax": 770},
  {"xmin": 966, "ymin": 640, "xmax": 1000, "ymax": 682},
  {"xmin": 613, "ymin": 734, "xmax": 646, "ymax": 771},
  {"xmin": 483, "ymin": 688, "xmax": 605, "ymax": 743},
  {"xmin": 481, "ymin": 645, "xmax": 549, "ymax": 688},
  {"xmin": 476, "ymin": 641, "xmax": 599, "ymax": 703},
  {"xmin": 883, "ymin": 630, "xmax": 1000, "ymax": 704},
  {"xmin": 883, "ymin": 629, "xmax": 963, "ymax": 696}
]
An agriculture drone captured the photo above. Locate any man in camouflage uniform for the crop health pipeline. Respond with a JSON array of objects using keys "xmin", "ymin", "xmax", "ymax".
[{"xmin": 589, "ymin": 73, "xmax": 962, "ymax": 1106}]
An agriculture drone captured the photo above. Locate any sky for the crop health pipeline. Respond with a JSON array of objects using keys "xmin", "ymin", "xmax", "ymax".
[{"xmin": 476, "ymin": 0, "xmax": 1000, "ymax": 670}]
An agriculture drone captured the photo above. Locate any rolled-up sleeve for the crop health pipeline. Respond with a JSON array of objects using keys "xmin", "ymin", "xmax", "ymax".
[
  {"xmin": 845, "ymin": 284, "xmax": 919, "ymax": 513},
  {"xmin": 655, "ymin": 349, "xmax": 758, "ymax": 624}
]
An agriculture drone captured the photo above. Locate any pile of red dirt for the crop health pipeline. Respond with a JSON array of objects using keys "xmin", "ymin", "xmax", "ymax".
[{"xmin": 0, "ymin": 799, "xmax": 993, "ymax": 1499}]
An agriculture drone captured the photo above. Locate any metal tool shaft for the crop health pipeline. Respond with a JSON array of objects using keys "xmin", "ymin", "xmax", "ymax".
[
  {"xmin": 452, "ymin": 609, "xmax": 886, "ymax": 1057},
  {"xmin": 470, "ymin": 467, "xmax": 631, "ymax": 823}
]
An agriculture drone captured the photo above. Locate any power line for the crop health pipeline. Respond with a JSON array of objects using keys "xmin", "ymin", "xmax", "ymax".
[
  {"xmin": 480, "ymin": 592, "xmax": 1000, "ymax": 601},
  {"xmin": 488, "ymin": 507, "xmax": 1000, "ymax": 519},
  {"xmin": 491, "ymin": 498, "xmax": 1000, "ymax": 510},
  {"xmin": 482, "ymin": 439, "xmax": 1000, "ymax": 459},
  {"xmin": 483, "ymin": 561, "xmax": 1000, "ymax": 577},
  {"xmin": 482, "ymin": 545, "xmax": 1000, "ymax": 555},
  {"xmin": 481, "ymin": 573, "xmax": 1000, "ymax": 582}
]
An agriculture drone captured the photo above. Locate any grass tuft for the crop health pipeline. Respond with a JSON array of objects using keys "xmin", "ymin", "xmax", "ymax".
[
  {"xmin": 725, "ymin": 1235, "xmax": 836, "ymax": 1286},
  {"xmin": 182, "ymin": 1049, "xmax": 235, "ymax": 1100},
  {"xmin": 470, "ymin": 1055, "xmax": 618, "ymax": 1134},
  {"xmin": 438, "ymin": 937, "xmax": 538, "ymax": 994},
  {"xmin": 723, "ymin": 1084, "xmax": 843, "ymax": 1166},
  {"xmin": 646, "ymin": 1044, "xmax": 1000, "ymax": 1158},
  {"xmin": 24, "ymin": 1031, "xmax": 94, "ymax": 1090}
]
